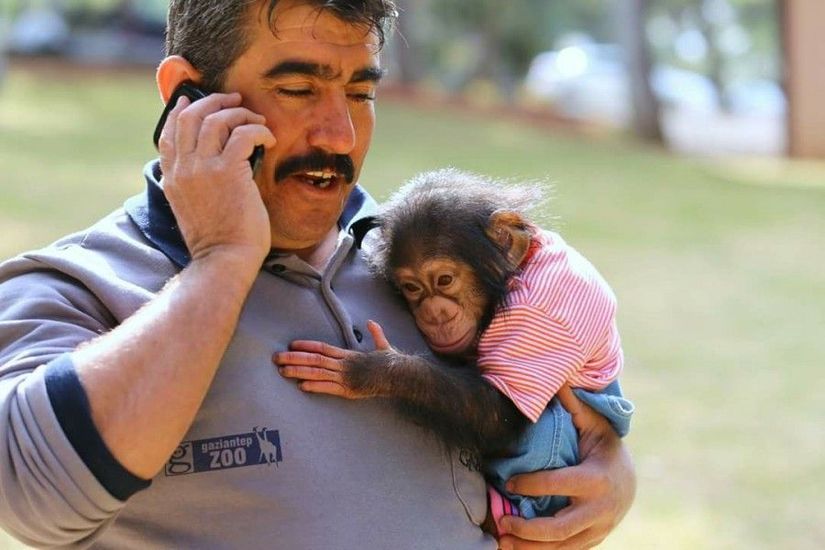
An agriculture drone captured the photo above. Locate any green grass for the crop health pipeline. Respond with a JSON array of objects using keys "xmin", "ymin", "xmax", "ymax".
[{"xmin": 2, "ymin": 66, "xmax": 825, "ymax": 549}]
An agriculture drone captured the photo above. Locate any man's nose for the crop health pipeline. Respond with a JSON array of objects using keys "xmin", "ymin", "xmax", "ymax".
[{"xmin": 307, "ymin": 94, "xmax": 356, "ymax": 154}]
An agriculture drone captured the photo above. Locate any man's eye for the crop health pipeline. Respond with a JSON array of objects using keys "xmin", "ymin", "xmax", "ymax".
[
  {"xmin": 348, "ymin": 93, "xmax": 375, "ymax": 103},
  {"xmin": 277, "ymin": 88, "xmax": 313, "ymax": 98}
]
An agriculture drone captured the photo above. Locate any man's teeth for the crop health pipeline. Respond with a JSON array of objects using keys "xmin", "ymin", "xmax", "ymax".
[{"xmin": 303, "ymin": 171, "xmax": 336, "ymax": 188}]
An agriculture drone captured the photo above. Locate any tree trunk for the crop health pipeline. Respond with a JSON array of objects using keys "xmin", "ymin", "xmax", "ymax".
[
  {"xmin": 393, "ymin": 0, "xmax": 423, "ymax": 85},
  {"xmin": 697, "ymin": 4, "xmax": 731, "ymax": 113},
  {"xmin": 618, "ymin": 0, "xmax": 664, "ymax": 143}
]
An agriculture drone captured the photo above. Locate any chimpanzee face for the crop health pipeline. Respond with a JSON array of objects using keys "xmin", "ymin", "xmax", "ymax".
[{"xmin": 393, "ymin": 257, "xmax": 489, "ymax": 357}]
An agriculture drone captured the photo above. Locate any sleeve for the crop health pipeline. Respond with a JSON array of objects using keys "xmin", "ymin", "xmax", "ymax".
[
  {"xmin": 0, "ymin": 270, "xmax": 149, "ymax": 547},
  {"xmin": 478, "ymin": 304, "xmax": 584, "ymax": 423}
]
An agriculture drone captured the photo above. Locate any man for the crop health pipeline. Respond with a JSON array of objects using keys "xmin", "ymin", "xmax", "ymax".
[{"xmin": 0, "ymin": 1, "xmax": 634, "ymax": 548}]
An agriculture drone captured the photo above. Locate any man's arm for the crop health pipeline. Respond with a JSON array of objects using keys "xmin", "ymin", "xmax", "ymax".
[
  {"xmin": 0, "ymin": 256, "xmax": 259, "ymax": 546},
  {"xmin": 73, "ymin": 249, "xmax": 261, "ymax": 478},
  {"xmin": 74, "ymin": 92, "xmax": 275, "ymax": 480},
  {"xmin": 0, "ymin": 92, "xmax": 274, "ymax": 546},
  {"xmin": 497, "ymin": 386, "xmax": 636, "ymax": 550}
]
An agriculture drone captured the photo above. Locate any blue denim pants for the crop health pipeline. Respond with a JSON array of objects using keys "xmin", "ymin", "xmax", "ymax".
[{"xmin": 484, "ymin": 381, "xmax": 634, "ymax": 518}]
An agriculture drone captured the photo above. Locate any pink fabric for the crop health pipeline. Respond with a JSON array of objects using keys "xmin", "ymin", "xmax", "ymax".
[
  {"xmin": 478, "ymin": 230, "xmax": 623, "ymax": 423},
  {"xmin": 488, "ymin": 485, "xmax": 518, "ymax": 534}
]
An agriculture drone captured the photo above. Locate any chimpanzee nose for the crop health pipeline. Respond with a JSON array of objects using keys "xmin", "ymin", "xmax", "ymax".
[{"xmin": 419, "ymin": 296, "xmax": 459, "ymax": 325}]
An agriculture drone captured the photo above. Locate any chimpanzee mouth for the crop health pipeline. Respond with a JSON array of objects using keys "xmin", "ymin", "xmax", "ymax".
[{"xmin": 427, "ymin": 327, "xmax": 476, "ymax": 356}]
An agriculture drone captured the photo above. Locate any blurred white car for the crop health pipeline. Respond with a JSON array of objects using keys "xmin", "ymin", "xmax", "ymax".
[
  {"xmin": 7, "ymin": 7, "xmax": 70, "ymax": 55},
  {"xmin": 524, "ymin": 43, "xmax": 784, "ymax": 124},
  {"xmin": 525, "ymin": 44, "xmax": 633, "ymax": 124}
]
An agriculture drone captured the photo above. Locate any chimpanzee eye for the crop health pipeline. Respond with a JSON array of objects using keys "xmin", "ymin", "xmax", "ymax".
[
  {"xmin": 437, "ymin": 274, "xmax": 454, "ymax": 287},
  {"xmin": 402, "ymin": 283, "xmax": 421, "ymax": 294}
]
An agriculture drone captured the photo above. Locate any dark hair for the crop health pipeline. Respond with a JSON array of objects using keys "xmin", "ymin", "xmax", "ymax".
[
  {"xmin": 370, "ymin": 168, "xmax": 545, "ymax": 329},
  {"xmin": 166, "ymin": 0, "xmax": 398, "ymax": 92}
]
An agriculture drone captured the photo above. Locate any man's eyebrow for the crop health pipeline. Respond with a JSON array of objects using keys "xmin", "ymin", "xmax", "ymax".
[
  {"xmin": 350, "ymin": 66, "xmax": 386, "ymax": 84},
  {"xmin": 263, "ymin": 60, "xmax": 333, "ymax": 80},
  {"xmin": 262, "ymin": 60, "xmax": 384, "ymax": 83}
]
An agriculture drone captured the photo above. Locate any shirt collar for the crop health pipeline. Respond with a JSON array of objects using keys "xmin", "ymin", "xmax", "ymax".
[{"xmin": 124, "ymin": 160, "xmax": 378, "ymax": 269}]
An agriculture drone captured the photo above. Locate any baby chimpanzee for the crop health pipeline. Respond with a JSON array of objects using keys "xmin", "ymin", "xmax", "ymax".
[{"xmin": 276, "ymin": 168, "xmax": 633, "ymax": 530}]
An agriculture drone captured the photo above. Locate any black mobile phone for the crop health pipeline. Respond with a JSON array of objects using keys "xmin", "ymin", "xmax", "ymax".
[{"xmin": 153, "ymin": 82, "xmax": 264, "ymax": 174}]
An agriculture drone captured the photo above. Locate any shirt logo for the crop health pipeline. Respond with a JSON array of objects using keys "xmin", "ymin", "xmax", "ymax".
[{"xmin": 165, "ymin": 426, "xmax": 283, "ymax": 476}]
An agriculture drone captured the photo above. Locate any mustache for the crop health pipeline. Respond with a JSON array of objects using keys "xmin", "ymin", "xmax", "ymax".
[{"xmin": 275, "ymin": 150, "xmax": 355, "ymax": 184}]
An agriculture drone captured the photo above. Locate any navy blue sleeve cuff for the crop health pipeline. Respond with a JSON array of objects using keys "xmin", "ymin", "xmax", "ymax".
[{"xmin": 44, "ymin": 354, "xmax": 152, "ymax": 501}]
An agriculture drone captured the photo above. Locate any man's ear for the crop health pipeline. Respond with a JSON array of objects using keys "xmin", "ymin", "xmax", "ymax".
[
  {"xmin": 485, "ymin": 210, "xmax": 532, "ymax": 267},
  {"xmin": 156, "ymin": 55, "xmax": 203, "ymax": 103}
]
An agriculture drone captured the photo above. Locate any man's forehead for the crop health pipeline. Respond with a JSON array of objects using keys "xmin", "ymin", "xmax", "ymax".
[{"xmin": 257, "ymin": 0, "xmax": 380, "ymax": 49}]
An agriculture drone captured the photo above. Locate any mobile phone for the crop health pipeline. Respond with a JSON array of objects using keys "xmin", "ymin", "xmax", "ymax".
[{"xmin": 153, "ymin": 81, "xmax": 264, "ymax": 174}]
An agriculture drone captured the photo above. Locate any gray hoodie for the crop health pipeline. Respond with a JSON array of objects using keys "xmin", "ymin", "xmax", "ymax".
[{"xmin": 0, "ymin": 161, "xmax": 493, "ymax": 549}]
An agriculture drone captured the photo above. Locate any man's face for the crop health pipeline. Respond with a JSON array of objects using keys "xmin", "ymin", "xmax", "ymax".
[{"xmin": 222, "ymin": 0, "xmax": 381, "ymax": 252}]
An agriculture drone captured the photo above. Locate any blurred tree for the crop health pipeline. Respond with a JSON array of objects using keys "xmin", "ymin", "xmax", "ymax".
[
  {"xmin": 421, "ymin": 0, "xmax": 608, "ymax": 99},
  {"xmin": 618, "ymin": 0, "xmax": 663, "ymax": 143},
  {"xmin": 392, "ymin": 0, "xmax": 424, "ymax": 85},
  {"xmin": 650, "ymin": 0, "xmax": 781, "ymax": 112}
]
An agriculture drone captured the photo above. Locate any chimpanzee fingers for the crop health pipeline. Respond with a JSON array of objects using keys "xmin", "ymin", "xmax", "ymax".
[
  {"xmin": 297, "ymin": 381, "xmax": 364, "ymax": 400},
  {"xmin": 273, "ymin": 350, "xmax": 346, "ymax": 372},
  {"xmin": 278, "ymin": 364, "xmax": 344, "ymax": 384},
  {"xmin": 366, "ymin": 320, "xmax": 392, "ymax": 351},
  {"xmin": 288, "ymin": 340, "xmax": 352, "ymax": 359}
]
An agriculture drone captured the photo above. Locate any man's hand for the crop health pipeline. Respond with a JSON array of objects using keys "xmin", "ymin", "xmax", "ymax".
[
  {"xmin": 497, "ymin": 386, "xmax": 636, "ymax": 550},
  {"xmin": 275, "ymin": 320, "xmax": 392, "ymax": 399},
  {"xmin": 159, "ymin": 92, "xmax": 276, "ymax": 264}
]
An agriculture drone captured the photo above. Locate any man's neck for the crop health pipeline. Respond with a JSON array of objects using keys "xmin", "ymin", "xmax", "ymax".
[{"xmin": 273, "ymin": 227, "xmax": 341, "ymax": 271}]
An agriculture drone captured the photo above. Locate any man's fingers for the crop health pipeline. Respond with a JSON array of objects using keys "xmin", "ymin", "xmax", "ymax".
[
  {"xmin": 174, "ymin": 92, "xmax": 242, "ymax": 154},
  {"xmin": 507, "ymin": 463, "xmax": 602, "ymax": 498},
  {"xmin": 498, "ymin": 524, "xmax": 602, "ymax": 550},
  {"xmin": 221, "ymin": 124, "xmax": 275, "ymax": 165},
  {"xmin": 366, "ymin": 320, "xmax": 391, "ymax": 350},
  {"xmin": 497, "ymin": 536, "xmax": 552, "ymax": 550},
  {"xmin": 197, "ymin": 108, "xmax": 268, "ymax": 156},
  {"xmin": 288, "ymin": 340, "xmax": 351, "ymax": 359},
  {"xmin": 555, "ymin": 385, "xmax": 587, "ymax": 417},
  {"xmin": 501, "ymin": 514, "xmax": 590, "ymax": 548},
  {"xmin": 555, "ymin": 385, "xmax": 606, "ymax": 434},
  {"xmin": 158, "ymin": 96, "xmax": 189, "ymax": 158}
]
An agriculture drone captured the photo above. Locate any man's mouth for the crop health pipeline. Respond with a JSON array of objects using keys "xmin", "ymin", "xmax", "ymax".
[
  {"xmin": 293, "ymin": 170, "xmax": 341, "ymax": 189},
  {"xmin": 275, "ymin": 150, "xmax": 355, "ymax": 187}
]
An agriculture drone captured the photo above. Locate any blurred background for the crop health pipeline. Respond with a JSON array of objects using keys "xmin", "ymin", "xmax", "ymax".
[{"xmin": 1, "ymin": 0, "xmax": 823, "ymax": 548}]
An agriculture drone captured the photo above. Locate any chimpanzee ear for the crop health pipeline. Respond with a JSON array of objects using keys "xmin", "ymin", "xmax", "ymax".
[{"xmin": 486, "ymin": 210, "xmax": 532, "ymax": 267}]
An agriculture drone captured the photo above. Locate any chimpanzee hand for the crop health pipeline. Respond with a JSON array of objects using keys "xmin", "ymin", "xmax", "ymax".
[
  {"xmin": 275, "ymin": 320, "xmax": 394, "ymax": 399},
  {"xmin": 496, "ymin": 386, "xmax": 636, "ymax": 550}
]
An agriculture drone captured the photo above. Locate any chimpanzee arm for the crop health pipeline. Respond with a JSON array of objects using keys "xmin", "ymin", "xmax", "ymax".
[{"xmin": 345, "ymin": 350, "xmax": 528, "ymax": 457}]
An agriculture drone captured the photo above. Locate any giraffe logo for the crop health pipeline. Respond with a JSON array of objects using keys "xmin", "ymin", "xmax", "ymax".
[{"xmin": 253, "ymin": 426, "xmax": 282, "ymax": 466}]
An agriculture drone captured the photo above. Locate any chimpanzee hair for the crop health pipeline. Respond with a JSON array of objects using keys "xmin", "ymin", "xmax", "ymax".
[{"xmin": 369, "ymin": 168, "xmax": 545, "ymax": 331}]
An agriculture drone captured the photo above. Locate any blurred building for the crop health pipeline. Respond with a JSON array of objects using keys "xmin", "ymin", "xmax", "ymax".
[{"xmin": 783, "ymin": 1, "xmax": 825, "ymax": 158}]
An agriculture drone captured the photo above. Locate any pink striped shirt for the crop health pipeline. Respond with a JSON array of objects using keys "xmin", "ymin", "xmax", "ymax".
[{"xmin": 478, "ymin": 230, "xmax": 623, "ymax": 423}]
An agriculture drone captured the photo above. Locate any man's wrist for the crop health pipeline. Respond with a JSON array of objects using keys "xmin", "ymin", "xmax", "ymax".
[{"xmin": 187, "ymin": 245, "xmax": 266, "ymax": 289}]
